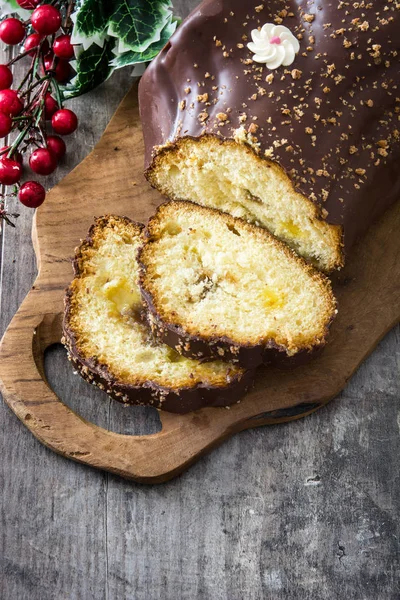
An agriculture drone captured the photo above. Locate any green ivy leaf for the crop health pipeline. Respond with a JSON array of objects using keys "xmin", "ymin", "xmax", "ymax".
[
  {"xmin": 71, "ymin": 0, "xmax": 112, "ymax": 41},
  {"xmin": 110, "ymin": 15, "xmax": 178, "ymax": 69},
  {"xmin": 66, "ymin": 1, "xmax": 179, "ymax": 100},
  {"xmin": 107, "ymin": 0, "xmax": 173, "ymax": 54},
  {"xmin": 60, "ymin": 38, "xmax": 116, "ymax": 100}
]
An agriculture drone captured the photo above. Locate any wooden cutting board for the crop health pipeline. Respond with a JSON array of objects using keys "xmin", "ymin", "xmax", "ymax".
[{"xmin": 0, "ymin": 83, "xmax": 399, "ymax": 483}]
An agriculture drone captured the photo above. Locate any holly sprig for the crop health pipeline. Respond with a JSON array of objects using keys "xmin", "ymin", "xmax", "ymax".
[{"xmin": 0, "ymin": 0, "xmax": 178, "ymax": 226}]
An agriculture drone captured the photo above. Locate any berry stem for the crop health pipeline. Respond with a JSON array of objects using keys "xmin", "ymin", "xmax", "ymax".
[
  {"xmin": 0, "ymin": 202, "xmax": 19, "ymax": 227},
  {"xmin": 63, "ymin": 0, "xmax": 75, "ymax": 30},
  {"xmin": 50, "ymin": 77, "xmax": 63, "ymax": 108},
  {"xmin": 20, "ymin": 75, "xmax": 50, "ymax": 98},
  {"xmin": 11, "ymin": 115, "xmax": 31, "ymax": 122},
  {"xmin": 25, "ymin": 54, "xmax": 39, "ymax": 106},
  {"xmin": 8, "ymin": 47, "xmax": 40, "ymax": 66},
  {"xmin": 23, "ymin": 83, "xmax": 44, "ymax": 114},
  {"xmin": 17, "ymin": 55, "xmax": 37, "ymax": 92},
  {"xmin": 38, "ymin": 123, "xmax": 47, "ymax": 146},
  {"xmin": 8, "ymin": 119, "xmax": 33, "ymax": 155},
  {"xmin": 35, "ymin": 78, "xmax": 51, "ymax": 125}
]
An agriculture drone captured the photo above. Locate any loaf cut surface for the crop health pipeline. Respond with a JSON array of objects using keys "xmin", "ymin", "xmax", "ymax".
[
  {"xmin": 147, "ymin": 136, "xmax": 342, "ymax": 272},
  {"xmin": 138, "ymin": 201, "xmax": 337, "ymax": 368},
  {"xmin": 140, "ymin": 0, "xmax": 400, "ymax": 272},
  {"xmin": 62, "ymin": 215, "xmax": 252, "ymax": 413}
]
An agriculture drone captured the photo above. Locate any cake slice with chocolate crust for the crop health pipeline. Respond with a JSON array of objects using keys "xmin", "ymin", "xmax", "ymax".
[
  {"xmin": 138, "ymin": 201, "xmax": 337, "ymax": 368},
  {"xmin": 62, "ymin": 215, "xmax": 253, "ymax": 414}
]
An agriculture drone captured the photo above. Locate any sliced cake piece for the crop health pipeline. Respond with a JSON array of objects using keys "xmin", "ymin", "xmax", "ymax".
[
  {"xmin": 138, "ymin": 201, "xmax": 337, "ymax": 368},
  {"xmin": 62, "ymin": 215, "xmax": 253, "ymax": 414}
]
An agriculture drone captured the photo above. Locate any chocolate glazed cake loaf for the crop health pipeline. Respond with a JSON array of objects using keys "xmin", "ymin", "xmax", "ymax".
[{"xmin": 139, "ymin": 0, "xmax": 400, "ymax": 272}]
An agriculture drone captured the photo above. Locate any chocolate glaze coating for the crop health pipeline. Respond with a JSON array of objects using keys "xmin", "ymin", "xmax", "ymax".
[
  {"xmin": 62, "ymin": 333, "xmax": 254, "ymax": 414},
  {"xmin": 62, "ymin": 218, "xmax": 254, "ymax": 414},
  {"xmin": 139, "ymin": 0, "xmax": 400, "ymax": 256},
  {"xmin": 143, "ymin": 301, "xmax": 325, "ymax": 370}
]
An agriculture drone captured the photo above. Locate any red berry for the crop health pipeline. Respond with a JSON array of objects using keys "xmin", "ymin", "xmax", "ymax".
[
  {"xmin": 43, "ymin": 54, "xmax": 72, "ymax": 83},
  {"xmin": 53, "ymin": 34, "xmax": 74, "ymax": 60},
  {"xmin": 0, "ymin": 18, "xmax": 25, "ymax": 45},
  {"xmin": 0, "ymin": 157, "xmax": 22, "ymax": 184},
  {"xmin": 29, "ymin": 147, "xmax": 57, "ymax": 176},
  {"xmin": 31, "ymin": 5, "xmax": 61, "ymax": 36},
  {"xmin": 0, "ymin": 65, "xmax": 12, "ymax": 90},
  {"xmin": 16, "ymin": 0, "xmax": 41, "ymax": 8},
  {"xmin": 44, "ymin": 93, "xmax": 58, "ymax": 119},
  {"xmin": 55, "ymin": 59, "xmax": 72, "ymax": 83},
  {"xmin": 24, "ymin": 33, "xmax": 49, "ymax": 57},
  {"xmin": 52, "ymin": 109, "xmax": 78, "ymax": 135},
  {"xmin": 46, "ymin": 135, "xmax": 66, "ymax": 160},
  {"xmin": 43, "ymin": 52, "xmax": 54, "ymax": 71},
  {"xmin": 29, "ymin": 148, "xmax": 57, "ymax": 175},
  {"xmin": 0, "ymin": 146, "xmax": 22, "ymax": 163},
  {"xmin": 0, "ymin": 112, "xmax": 11, "ymax": 137},
  {"xmin": 0, "ymin": 89, "xmax": 23, "ymax": 116},
  {"xmin": 18, "ymin": 181, "xmax": 46, "ymax": 208}
]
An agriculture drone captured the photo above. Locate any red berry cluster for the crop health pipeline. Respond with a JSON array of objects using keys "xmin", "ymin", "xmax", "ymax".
[{"xmin": 0, "ymin": 0, "xmax": 77, "ymax": 220}]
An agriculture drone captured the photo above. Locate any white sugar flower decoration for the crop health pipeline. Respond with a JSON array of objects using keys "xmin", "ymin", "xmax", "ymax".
[{"xmin": 247, "ymin": 23, "xmax": 300, "ymax": 69}]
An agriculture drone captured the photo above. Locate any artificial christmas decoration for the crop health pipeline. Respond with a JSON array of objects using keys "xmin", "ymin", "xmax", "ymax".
[{"xmin": 0, "ymin": 0, "xmax": 178, "ymax": 226}]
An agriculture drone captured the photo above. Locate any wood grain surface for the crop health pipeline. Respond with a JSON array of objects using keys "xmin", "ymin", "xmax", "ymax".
[
  {"xmin": 1, "ymin": 1, "xmax": 399, "ymax": 598},
  {"xmin": 0, "ymin": 76, "xmax": 399, "ymax": 483}
]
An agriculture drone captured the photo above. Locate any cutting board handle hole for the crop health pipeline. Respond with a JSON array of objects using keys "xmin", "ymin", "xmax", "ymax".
[{"xmin": 43, "ymin": 343, "xmax": 162, "ymax": 436}]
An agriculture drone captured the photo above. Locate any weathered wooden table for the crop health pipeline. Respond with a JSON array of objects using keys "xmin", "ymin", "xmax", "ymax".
[{"xmin": 1, "ymin": 2, "xmax": 399, "ymax": 598}]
